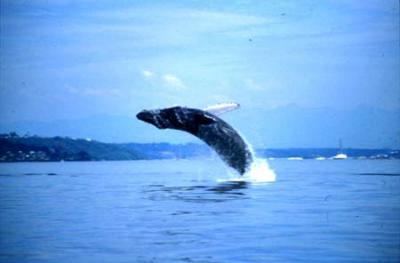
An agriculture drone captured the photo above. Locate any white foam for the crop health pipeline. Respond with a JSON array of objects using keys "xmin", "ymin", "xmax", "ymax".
[
  {"xmin": 217, "ymin": 158, "xmax": 276, "ymax": 184},
  {"xmin": 244, "ymin": 157, "xmax": 276, "ymax": 183},
  {"xmin": 243, "ymin": 139, "xmax": 276, "ymax": 184}
]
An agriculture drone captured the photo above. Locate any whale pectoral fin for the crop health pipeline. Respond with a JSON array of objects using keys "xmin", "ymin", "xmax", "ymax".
[{"xmin": 203, "ymin": 102, "xmax": 240, "ymax": 116}]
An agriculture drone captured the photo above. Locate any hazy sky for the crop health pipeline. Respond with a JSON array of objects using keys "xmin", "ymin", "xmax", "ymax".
[{"xmin": 1, "ymin": 0, "xmax": 398, "ymax": 123}]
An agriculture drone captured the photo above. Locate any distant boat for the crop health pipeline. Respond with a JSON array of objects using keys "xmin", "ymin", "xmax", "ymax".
[
  {"xmin": 315, "ymin": 156, "xmax": 326, "ymax": 160},
  {"xmin": 332, "ymin": 139, "xmax": 348, "ymax": 160},
  {"xmin": 332, "ymin": 153, "xmax": 348, "ymax": 160},
  {"xmin": 288, "ymin": 157, "xmax": 303, "ymax": 160}
]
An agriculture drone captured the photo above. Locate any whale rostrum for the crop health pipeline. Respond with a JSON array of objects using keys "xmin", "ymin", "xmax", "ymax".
[{"xmin": 136, "ymin": 105, "xmax": 253, "ymax": 175}]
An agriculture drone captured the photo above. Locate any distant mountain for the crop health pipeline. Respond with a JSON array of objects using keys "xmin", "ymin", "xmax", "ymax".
[
  {"xmin": 258, "ymin": 148, "xmax": 399, "ymax": 159},
  {"xmin": 0, "ymin": 105, "xmax": 399, "ymax": 148},
  {"xmin": 227, "ymin": 105, "xmax": 400, "ymax": 149},
  {"xmin": 0, "ymin": 133, "xmax": 212, "ymax": 162},
  {"xmin": 0, "ymin": 133, "xmax": 398, "ymax": 163},
  {"xmin": 121, "ymin": 143, "xmax": 211, "ymax": 159},
  {"xmin": 0, "ymin": 115, "xmax": 196, "ymax": 145},
  {"xmin": 0, "ymin": 133, "xmax": 144, "ymax": 162}
]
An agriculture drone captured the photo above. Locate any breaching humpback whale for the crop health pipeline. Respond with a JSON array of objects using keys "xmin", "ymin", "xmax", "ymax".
[{"xmin": 136, "ymin": 103, "xmax": 253, "ymax": 175}]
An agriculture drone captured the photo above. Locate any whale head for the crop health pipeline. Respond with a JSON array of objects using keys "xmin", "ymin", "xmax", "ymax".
[
  {"xmin": 137, "ymin": 106, "xmax": 217, "ymax": 132},
  {"xmin": 136, "ymin": 109, "xmax": 168, "ymax": 129}
]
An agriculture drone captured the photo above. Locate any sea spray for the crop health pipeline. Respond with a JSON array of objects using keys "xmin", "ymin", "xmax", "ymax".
[
  {"xmin": 244, "ymin": 157, "xmax": 276, "ymax": 183},
  {"xmin": 243, "ymin": 136, "xmax": 276, "ymax": 183},
  {"xmin": 218, "ymin": 156, "xmax": 276, "ymax": 184},
  {"xmin": 218, "ymin": 137, "xmax": 276, "ymax": 184}
]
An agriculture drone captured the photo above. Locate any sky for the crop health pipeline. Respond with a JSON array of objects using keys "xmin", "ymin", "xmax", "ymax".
[{"xmin": 0, "ymin": 0, "xmax": 399, "ymax": 147}]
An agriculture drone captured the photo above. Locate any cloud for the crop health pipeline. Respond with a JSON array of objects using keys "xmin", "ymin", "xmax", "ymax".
[
  {"xmin": 140, "ymin": 70, "xmax": 187, "ymax": 90},
  {"xmin": 162, "ymin": 74, "xmax": 186, "ymax": 90},
  {"xmin": 66, "ymin": 86, "xmax": 121, "ymax": 97},
  {"xmin": 83, "ymin": 88, "xmax": 121, "ymax": 97},
  {"xmin": 329, "ymin": 0, "xmax": 399, "ymax": 13},
  {"xmin": 92, "ymin": 8, "xmax": 269, "ymax": 28},
  {"xmin": 19, "ymin": 8, "xmax": 271, "ymax": 48},
  {"xmin": 142, "ymin": 70, "xmax": 154, "ymax": 78}
]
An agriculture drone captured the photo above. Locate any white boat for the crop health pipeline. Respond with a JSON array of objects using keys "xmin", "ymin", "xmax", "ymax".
[
  {"xmin": 315, "ymin": 156, "xmax": 326, "ymax": 160},
  {"xmin": 287, "ymin": 157, "xmax": 303, "ymax": 160},
  {"xmin": 332, "ymin": 139, "xmax": 348, "ymax": 160},
  {"xmin": 332, "ymin": 153, "xmax": 348, "ymax": 160}
]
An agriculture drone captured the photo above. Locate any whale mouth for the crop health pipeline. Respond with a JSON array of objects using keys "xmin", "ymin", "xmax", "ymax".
[
  {"xmin": 136, "ymin": 110, "xmax": 165, "ymax": 129},
  {"xmin": 136, "ymin": 110, "xmax": 154, "ymax": 123}
]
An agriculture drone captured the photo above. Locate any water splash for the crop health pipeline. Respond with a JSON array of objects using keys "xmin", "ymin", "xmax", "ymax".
[
  {"xmin": 217, "ymin": 154, "xmax": 276, "ymax": 184},
  {"xmin": 244, "ymin": 138, "xmax": 276, "ymax": 183},
  {"xmin": 244, "ymin": 157, "xmax": 276, "ymax": 183},
  {"xmin": 218, "ymin": 139, "xmax": 276, "ymax": 184},
  {"xmin": 217, "ymin": 158, "xmax": 276, "ymax": 184}
]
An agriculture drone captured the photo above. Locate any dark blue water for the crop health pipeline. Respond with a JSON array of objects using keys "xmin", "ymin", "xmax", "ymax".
[{"xmin": 0, "ymin": 159, "xmax": 399, "ymax": 262}]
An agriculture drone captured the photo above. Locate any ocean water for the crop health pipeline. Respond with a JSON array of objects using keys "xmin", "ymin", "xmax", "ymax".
[{"xmin": 0, "ymin": 159, "xmax": 399, "ymax": 262}]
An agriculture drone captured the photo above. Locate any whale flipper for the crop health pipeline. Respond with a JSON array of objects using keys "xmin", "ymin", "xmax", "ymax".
[
  {"xmin": 136, "ymin": 106, "xmax": 252, "ymax": 175},
  {"xmin": 203, "ymin": 102, "xmax": 240, "ymax": 116}
]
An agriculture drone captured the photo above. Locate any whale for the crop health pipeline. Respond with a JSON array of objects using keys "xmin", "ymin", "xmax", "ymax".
[{"xmin": 136, "ymin": 104, "xmax": 253, "ymax": 175}]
